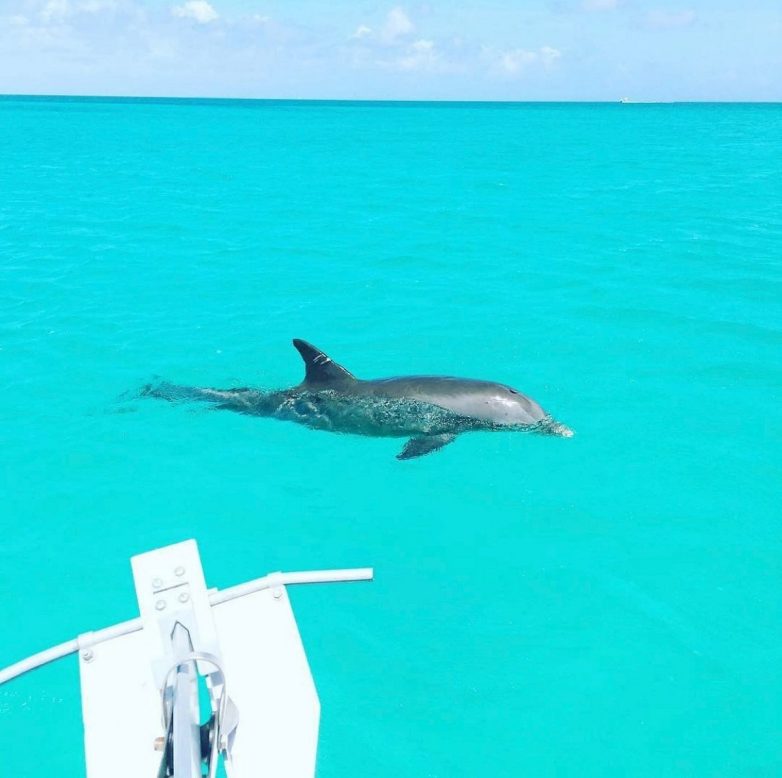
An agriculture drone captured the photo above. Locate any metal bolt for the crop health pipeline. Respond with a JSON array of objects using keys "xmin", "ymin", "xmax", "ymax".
[
  {"xmin": 152, "ymin": 577, "xmax": 163, "ymax": 589},
  {"xmin": 178, "ymin": 592, "xmax": 190, "ymax": 603},
  {"xmin": 82, "ymin": 649, "xmax": 94, "ymax": 663},
  {"xmin": 174, "ymin": 566, "xmax": 185, "ymax": 577},
  {"xmin": 155, "ymin": 599, "xmax": 166, "ymax": 611},
  {"xmin": 272, "ymin": 587, "xmax": 283, "ymax": 600}
]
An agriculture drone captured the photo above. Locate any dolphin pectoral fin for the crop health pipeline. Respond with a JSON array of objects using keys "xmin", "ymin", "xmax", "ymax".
[
  {"xmin": 292, "ymin": 339, "xmax": 357, "ymax": 386},
  {"xmin": 397, "ymin": 434, "xmax": 457, "ymax": 461}
]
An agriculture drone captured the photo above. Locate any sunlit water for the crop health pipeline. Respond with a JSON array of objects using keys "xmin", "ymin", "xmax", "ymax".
[{"xmin": 1, "ymin": 97, "xmax": 780, "ymax": 776}]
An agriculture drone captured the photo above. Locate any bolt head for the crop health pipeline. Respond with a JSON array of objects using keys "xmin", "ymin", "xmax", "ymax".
[
  {"xmin": 155, "ymin": 599, "xmax": 166, "ymax": 611},
  {"xmin": 82, "ymin": 649, "xmax": 94, "ymax": 662},
  {"xmin": 152, "ymin": 577, "xmax": 163, "ymax": 589},
  {"xmin": 178, "ymin": 592, "xmax": 190, "ymax": 604},
  {"xmin": 174, "ymin": 566, "xmax": 186, "ymax": 577}
]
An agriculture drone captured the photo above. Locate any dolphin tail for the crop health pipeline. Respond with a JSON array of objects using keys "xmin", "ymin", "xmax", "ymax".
[{"xmin": 397, "ymin": 433, "xmax": 457, "ymax": 460}]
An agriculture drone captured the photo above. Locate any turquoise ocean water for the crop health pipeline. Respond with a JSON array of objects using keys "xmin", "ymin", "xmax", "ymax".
[{"xmin": 1, "ymin": 98, "xmax": 780, "ymax": 776}]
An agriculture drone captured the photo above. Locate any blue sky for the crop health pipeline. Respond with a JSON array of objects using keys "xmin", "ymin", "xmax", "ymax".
[{"xmin": 0, "ymin": 1, "xmax": 780, "ymax": 99}]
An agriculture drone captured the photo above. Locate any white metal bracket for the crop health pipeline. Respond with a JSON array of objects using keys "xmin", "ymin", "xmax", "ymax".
[
  {"xmin": 131, "ymin": 539, "xmax": 220, "ymax": 687},
  {"xmin": 0, "ymin": 539, "xmax": 373, "ymax": 778}
]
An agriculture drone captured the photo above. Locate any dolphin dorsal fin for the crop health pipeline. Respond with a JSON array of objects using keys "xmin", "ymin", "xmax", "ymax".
[{"xmin": 292, "ymin": 339, "xmax": 357, "ymax": 386}]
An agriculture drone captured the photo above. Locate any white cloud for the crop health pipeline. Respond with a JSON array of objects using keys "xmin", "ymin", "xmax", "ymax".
[
  {"xmin": 79, "ymin": 0, "xmax": 118, "ymax": 13},
  {"xmin": 495, "ymin": 46, "xmax": 562, "ymax": 76},
  {"xmin": 38, "ymin": 0, "xmax": 118, "ymax": 23},
  {"xmin": 540, "ymin": 46, "xmax": 562, "ymax": 66},
  {"xmin": 351, "ymin": 24, "xmax": 372, "ymax": 40},
  {"xmin": 172, "ymin": 0, "xmax": 218, "ymax": 24},
  {"xmin": 582, "ymin": 0, "xmax": 618, "ymax": 10},
  {"xmin": 397, "ymin": 38, "xmax": 437, "ymax": 71},
  {"xmin": 501, "ymin": 48, "xmax": 537, "ymax": 74},
  {"xmin": 490, "ymin": 46, "xmax": 562, "ymax": 77},
  {"xmin": 348, "ymin": 6, "xmax": 422, "ymax": 68},
  {"xmin": 347, "ymin": 8, "xmax": 560, "ymax": 81},
  {"xmin": 40, "ymin": 0, "xmax": 70, "ymax": 23},
  {"xmin": 644, "ymin": 9, "xmax": 696, "ymax": 29},
  {"xmin": 370, "ymin": 36, "xmax": 467, "ymax": 75},
  {"xmin": 381, "ymin": 7, "xmax": 413, "ymax": 43}
]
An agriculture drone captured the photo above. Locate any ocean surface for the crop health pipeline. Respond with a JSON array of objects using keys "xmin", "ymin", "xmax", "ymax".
[{"xmin": 1, "ymin": 97, "xmax": 780, "ymax": 776}]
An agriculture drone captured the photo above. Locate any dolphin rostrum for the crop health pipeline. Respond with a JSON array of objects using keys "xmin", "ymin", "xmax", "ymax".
[{"xmin": 142, "ymin": 339, "xmax": 573, "ymax": 460}]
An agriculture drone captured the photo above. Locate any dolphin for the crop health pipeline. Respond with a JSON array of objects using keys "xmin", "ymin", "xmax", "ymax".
[{"xmin": 142, "ymin": 339, "xmax": 573, "ymax": 460}]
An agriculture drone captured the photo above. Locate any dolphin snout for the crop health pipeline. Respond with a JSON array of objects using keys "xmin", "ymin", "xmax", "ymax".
[{"xmin": 545, "ymin": 421, "xmax": 574, "ymax": 437}]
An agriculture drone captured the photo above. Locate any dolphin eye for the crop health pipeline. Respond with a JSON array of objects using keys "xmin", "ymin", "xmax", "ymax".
[{"xmin": 508, "ymin": 388, "xmax": 519, "ymax": 395}]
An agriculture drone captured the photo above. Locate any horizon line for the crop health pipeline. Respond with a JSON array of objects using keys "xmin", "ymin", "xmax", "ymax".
[{"xmin": 1, "ymin": 93, "xmax": 780, "ymax": 105}]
